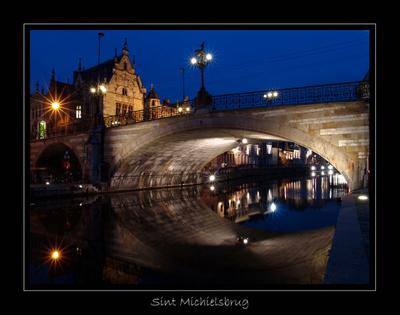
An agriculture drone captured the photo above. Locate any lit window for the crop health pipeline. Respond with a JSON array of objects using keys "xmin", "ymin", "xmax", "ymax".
[{"xmin": 76, "ymin": 105, "xmax": 82, "ymax": 119}]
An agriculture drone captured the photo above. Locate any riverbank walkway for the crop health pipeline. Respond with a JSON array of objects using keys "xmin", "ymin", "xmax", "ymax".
[{"xmin": 323, "ymin": 188, "xmax": 372, "ymax": 285}]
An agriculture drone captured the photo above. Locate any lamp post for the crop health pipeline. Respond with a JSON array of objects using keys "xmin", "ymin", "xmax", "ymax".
[
  {"xmin": 52, "ymin": 102, "xmax": 59, "ymax": 135},
  {"xmin": 91, "ymin": 32, "xmax": 106, "ymax": 129},
  {"xmin": 191, "ymin": 42, "xmax": 212, "ymax": 91},
  {"xmin": 263, "ymin": 91, "xmax": 279, "ymax": 105},
  {"xmin": 191, "ymin": 42, "xmax": 213, "ymax": 107},
  {"xmin": 180, "ymin": 68, "xmax": 185, "ymax": 101}
]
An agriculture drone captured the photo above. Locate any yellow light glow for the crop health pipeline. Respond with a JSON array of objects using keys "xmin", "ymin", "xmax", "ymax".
[
  {"xmin": 90, "ymin": 87, "xmax": 96, "ymax": 93},
  {"xmin": 191, "ymin": 57, "xmax": 197, "ymax": 65},
  {"xmin": 52, "ymin": 102, "xmax": 60, "ymax": 109},
  {"xmin": 358, "ymin": 195, "xmax": 368, "ymax": 200},
  {"xmin": 52, "ymin": 251, "xmax": 59, "ymax": 259},
  {"xmin": 100, "ymin": 85, "xmax": 106, "ymax": 93},
  {"xmin": 206, "ymin": 53, "xmax": 212, "ymax": 60}
]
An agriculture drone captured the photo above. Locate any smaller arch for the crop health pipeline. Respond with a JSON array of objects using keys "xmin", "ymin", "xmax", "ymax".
[{"xmin": 33, "ymin": 142, "xmax": 83, "ymax": 183}]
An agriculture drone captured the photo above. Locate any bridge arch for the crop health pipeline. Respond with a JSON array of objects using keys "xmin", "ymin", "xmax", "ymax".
[
  {"xmin": 32, "ymin": 141, "xmax": 84, "ymax": 183},
  {"xmin": 108, "ymin": 101, "xmax": 369, "ymax": 191}
]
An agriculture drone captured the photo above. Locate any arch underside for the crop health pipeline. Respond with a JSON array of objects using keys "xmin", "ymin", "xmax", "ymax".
[
  {"xmin": 109, "ymin": 101, "xmax": 369, "ymax": 191},
  {"xmin": 111, "ymin": 127, "xmax": 290, "ymax": 190}
]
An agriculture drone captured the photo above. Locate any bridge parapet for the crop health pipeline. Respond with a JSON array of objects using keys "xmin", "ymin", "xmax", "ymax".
[{"xmin": 211, "ymin": 81, "xmax": 369, "ymax": 110}]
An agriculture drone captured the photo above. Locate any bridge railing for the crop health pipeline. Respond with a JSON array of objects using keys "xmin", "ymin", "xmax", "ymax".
[
  {"xmin": 30, "ymin": 81, "xmax": 369, "ymax": 139},
  {"xmin": 211, "ymin": 81, "xmax": 369, "ymax": 110}
]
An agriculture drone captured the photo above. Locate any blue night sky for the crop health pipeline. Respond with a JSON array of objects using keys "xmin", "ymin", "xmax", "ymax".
[{"xmin": 29, "ymin": 26, "xmax": 371, "ymax": 103}]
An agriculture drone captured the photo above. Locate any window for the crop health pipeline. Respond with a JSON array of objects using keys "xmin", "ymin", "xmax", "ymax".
[
  {"xmin": 39, "ymin": 121, "xmax": 45, "ymax": 138},
  {"xmin": 122, "ymin": 88, "xmax": 127, "ymax": 96},
  {"xmin": 76, "ymin": 105, "xmax": 82, "ymax": 119},
  {"xmin": 116, "ymin": 103, "xmax": 121, "ymax": 115}
]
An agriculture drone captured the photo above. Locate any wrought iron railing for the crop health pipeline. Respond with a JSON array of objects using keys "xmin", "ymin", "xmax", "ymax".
[
  {"xmin": 30, "ymin": 118, "xmax": 93, "ymax": 140},
  {"xmin": 211, "ymin": 81, "xmax": 369, "ymax": 110},
  {"xmin": 30, "ymin": 81, "xmax": 369, "ymax": 140}
]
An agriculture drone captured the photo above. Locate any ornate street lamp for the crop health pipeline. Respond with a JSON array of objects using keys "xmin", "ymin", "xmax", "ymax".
[
  {"xmin": 263, "ymin": 91, "xmax": 279, "ymax": 105},
  {"xmin": 191, "ymin": 41, "xmax": 212, "ymax": 91},
  {"xmin": 191, "ymin": 42, "xmax": 213, "ymax": 107}
]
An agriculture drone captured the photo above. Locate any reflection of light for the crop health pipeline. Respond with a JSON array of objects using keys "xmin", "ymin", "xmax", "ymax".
[
  {"xmin": 271, "ymin": 203, "xmax": 276, "ymax": 212},
  {"xmin": 100, "ymin": 85, "xmax": 106, "ymax": 93},
  {"xmin": 311, "ymin": 172, "xmax": 316, "ymax": 176},
  {"xmin": 238, "ymin": 237, "xmax": 249, "ymax": 245},
  {"xmin": 233, "ymin": 147, "xmax": 239, "ymax": 154},
  {"xmin": 210, "ymin": 185, "xmax": 215, "ymax": 191},
  {"xmin": 358, "ymin": 195, "xmax": 368, "ymax": 200}
]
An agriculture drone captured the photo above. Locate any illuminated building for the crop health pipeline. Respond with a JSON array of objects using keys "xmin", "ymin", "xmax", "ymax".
[{"xmin": 30, "ymin": 38, "xmax": 152, "ymax": 139}]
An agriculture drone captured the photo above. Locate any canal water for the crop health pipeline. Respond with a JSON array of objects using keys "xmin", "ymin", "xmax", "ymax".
[{"xmin": 28, "ymin": 174, "xmax": 348, "ymax": 287}]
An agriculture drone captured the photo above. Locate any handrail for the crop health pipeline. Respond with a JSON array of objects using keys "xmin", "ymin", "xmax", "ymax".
[{"xmin": 211, "ymin": 80, "xmax": 369, "ymax": 110}]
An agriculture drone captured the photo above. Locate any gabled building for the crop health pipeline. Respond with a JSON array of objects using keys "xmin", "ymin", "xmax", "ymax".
[
  {"xmin": 30, "ymin": 38, "xmax": 151, "ymax": 139},
  {"xmin": 73, "ymin": 38, "xmax": 147, "ymax": 117}
]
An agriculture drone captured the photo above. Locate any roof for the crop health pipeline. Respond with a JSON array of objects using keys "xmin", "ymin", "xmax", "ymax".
[
  {"xmin": 146, "ymin": 85, "xmax": 159, "ymax": 99},
  {"xmin": 79, "ymin": 55, "xmax": 124, "ymax": 84}
]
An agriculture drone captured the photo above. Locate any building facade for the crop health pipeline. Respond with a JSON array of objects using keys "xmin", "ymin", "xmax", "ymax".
[{"xmin": 30, "ymin": 39, "xmax": 153, "ymax": 139}]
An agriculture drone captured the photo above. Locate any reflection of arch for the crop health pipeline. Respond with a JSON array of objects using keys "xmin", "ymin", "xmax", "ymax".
[{"xmin": 108, "ymin": 188, "xmax": 336, "ymax": 284}]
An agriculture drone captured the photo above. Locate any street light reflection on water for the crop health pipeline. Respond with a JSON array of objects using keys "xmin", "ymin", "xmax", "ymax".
[
  {"xmin": 29, "ymin": 174, "xmax": 348, "ymax": 286},
  {"xmin": 203, "ymin": 174, "xmax": 348, "ymax": 232}
]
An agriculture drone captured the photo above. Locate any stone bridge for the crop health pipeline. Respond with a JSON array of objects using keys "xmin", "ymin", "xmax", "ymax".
[
  {"xmin": 30, "ymin": 83, "xmax": 370, "ymax": 191},
  {"xmin": 30, "ymin": 100, "xmax": 369, "ymax": 191}
]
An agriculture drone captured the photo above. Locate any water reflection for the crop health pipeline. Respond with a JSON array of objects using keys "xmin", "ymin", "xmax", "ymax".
[
  {"xmin": 202, "ymin": 175, "xmax": 348, "ymax": 232},
  {"xmin": 29, "ymin": 175, "xmax": 343, "ymax": 287}
]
